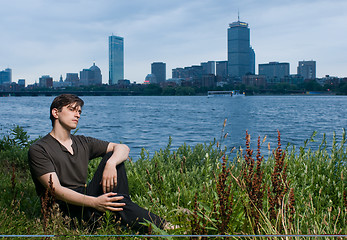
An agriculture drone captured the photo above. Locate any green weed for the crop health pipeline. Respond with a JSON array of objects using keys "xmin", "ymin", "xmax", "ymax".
[{"xmin": 0, "ymin": 126, "xmax": 346, "ymax": 238}]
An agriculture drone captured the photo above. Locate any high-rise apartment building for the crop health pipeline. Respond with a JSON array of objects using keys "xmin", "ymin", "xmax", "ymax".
[
  {"xmin": 151, "ymin": 62, "xmax": 166, "ymax": 83},
  {"xmin": 297, "ymin": 60, "xmax": 316, "ymax": 80},
  {"xmin": 109, "ymin": 35, "xmax": 124, "ymax": 85},
  {"xmin": 227, "ymin": 19, "xmax": 255, "ymax": 78},
  {"xmin": 259, "ymin": 62, "xmax": 290, "ymax": 80}
]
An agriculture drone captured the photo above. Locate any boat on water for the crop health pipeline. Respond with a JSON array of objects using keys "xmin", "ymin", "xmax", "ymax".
[
  {"xmin": 231, "ymin": 90, "xmax": 246, "ymax": 97},
  {"xmin": 207, "ymin": 90, "xmax": 245, "ymax": 97}
]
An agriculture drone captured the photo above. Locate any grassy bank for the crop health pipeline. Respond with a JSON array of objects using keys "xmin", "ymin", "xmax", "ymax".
[{"xmin": 0, "ymin": 126, "xmax": 346, "ymax": 238}]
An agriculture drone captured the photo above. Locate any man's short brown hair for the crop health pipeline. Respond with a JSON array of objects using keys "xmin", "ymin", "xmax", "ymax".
[{"xmin": 50, "ymin": 94, "xmax": 84, "ymax": 127}]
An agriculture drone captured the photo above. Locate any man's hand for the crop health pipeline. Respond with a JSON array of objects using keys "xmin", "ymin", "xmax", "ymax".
[
  {"xmin": 38, "ymin": 172, "xmax": 125, "ymax": 212},
  {"xmin": 93, "ymin": 192, "xmax": 125, "ymax": 212},
  {"xmin": 102, "ymin": 162, "xmax": 117, "ymax": 193}
]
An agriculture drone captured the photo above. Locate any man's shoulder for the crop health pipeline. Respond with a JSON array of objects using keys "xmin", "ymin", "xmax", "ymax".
[
  {"xmin": 72, "ymin": 134, "xmax": 109, "ymax": 150},
  {"xmin": 71, "ymin": 134, "xmax": 89, "ymax": 143},
  {"xmin": 28, "ymin": 134, "xmax": 56, "ymax": 162},
  {"xmin": 72, "ymin": 134, "xmax": 107, "ymax": 143},
  {"xmin": 29, "ymin": 134, "xmax": 53, "ymax": 149}
]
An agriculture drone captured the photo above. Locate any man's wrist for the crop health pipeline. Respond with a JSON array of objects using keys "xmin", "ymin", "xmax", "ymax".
[
  {"xmin": 87, "ymin": 195, "xmax": 98, "ymax": 209},
  {"xmin": 105, "ymin": 160, "xmax": 119, "ymax": 169}
]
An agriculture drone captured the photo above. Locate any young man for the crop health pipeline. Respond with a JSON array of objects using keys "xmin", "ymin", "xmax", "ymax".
[{"xmin": 28, "ymin": 94, "xmax": 166, "ymax": 232}]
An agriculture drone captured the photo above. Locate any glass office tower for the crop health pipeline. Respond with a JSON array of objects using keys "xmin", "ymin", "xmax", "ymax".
[
  {"xmin": 227, "ymin": 20, "xmax": 255, "ymax": 78},
  {"xmin": 109, "ymin": 35, "xmax": 124, "ymax": 85}
]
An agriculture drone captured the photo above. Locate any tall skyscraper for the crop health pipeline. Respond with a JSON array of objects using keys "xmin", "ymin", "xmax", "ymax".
[
  {"xmin": 297, "ymin": 60, "xmax": 316, "ymax": 80},
  {"xmin": 109, "ymin": 35, "xmax": 124, "ymax": 85},
  {"xmin": 151, "ymin": 62, "xmax": 166, "ymax": 83},
  {"xmin": 227, "ymin": 18, "xmax": 255, "ymax": 78}
]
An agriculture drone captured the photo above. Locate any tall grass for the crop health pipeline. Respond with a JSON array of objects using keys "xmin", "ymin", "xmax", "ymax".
[{"xmin": 0, "ymin": 126, "xmax": 346, "ymax": 238}]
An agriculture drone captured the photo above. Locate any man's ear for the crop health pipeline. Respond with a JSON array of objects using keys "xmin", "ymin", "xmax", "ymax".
[{"xmin": 51, "ymin": 108, "xmax": 59, "ymax": 119}]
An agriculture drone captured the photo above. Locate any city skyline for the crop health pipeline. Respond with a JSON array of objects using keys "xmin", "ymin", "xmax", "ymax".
[{"xmin": 1, "ymin": 0, "xmax": 347, "ymax": 85}]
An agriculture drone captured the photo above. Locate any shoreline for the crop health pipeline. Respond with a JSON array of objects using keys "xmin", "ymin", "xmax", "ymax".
[{"xmin": 0, "ymin": 90, "xmax": 341, "ymax": 97}]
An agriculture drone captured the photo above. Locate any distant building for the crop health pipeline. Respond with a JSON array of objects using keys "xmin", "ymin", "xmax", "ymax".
[
  {"xmin": 118, "ymin": 79, "xmax": 131, "ymax": 88},
  {"xmin": 250, "ymin": 48, "xmax": 256, "ymax": 75},
  {"xmin": 189, "ymin": 66, "xmax": 204, "ymax": 81},
  {"xmin": 0, "ymin": 68, "xmax": 12, "ymax": 85},
  {"xmin": 39, "ymin": 75, "xmax": 53, "ymax": 88},
  {"xmin": 18, "ymin": 79, "xmax": 25, "ymax": 87},
  {"xmin": 200, "ymin": 74, "xmax": 216, "ymax": 88},
  {"xmin": 151, "ymin": 62, "xmax": 166, "ymax": 83},
  {"xmin": 145, "ymin": 74, "xmax": 157, "ymax": 84},
  {"xmin": 172, "ymin": 66, "xmax": 203, "ymax": 81},
  {"xmin": 166, "ymin": 78, "xmax": 183, "ymax": 86},
  {"xmin": 321, "ymin": 75, "xmax": 339, "ymax": 87},
  {"xmin": 109, "ymin": 35, "xmax": 124, "ymax": 85},
  {"xmin": 201, "ymin": 61, "xmax": 215, "ymax": 75},
  {"xmin": 53, "ymin": 75, "xmax": 65, "ymax": 88},
  {"xmin": 297, "ymin": 60, "xmax": 316, "ymax": 80},
  {"xmin": 172, "ymin": 68, "xmax": 184, "ymax": 79},
  {"xmin": 259, "ymin": 62, "xmax": 290, "ymax": 82},
  {"xmin": 216, "ymin": 61, "xmax": 228, "ymax": 81},
  {"xmin": 65, "ymin": 73, "xmax": 80, "ymax": 86},
  {"xmin": 283, "ymin": 74, "xmax": 304, "ymax": 85},
  {"xmin": 80, "ymin": 63, "xmax": 102, "ymax": 86},
  {"xmin": 227, "ymin": 19, "xmax": 255, "ymax": 77},
  {"xmin": 242, "ymin": 74, "xmax": 267, "ymax": 87}
]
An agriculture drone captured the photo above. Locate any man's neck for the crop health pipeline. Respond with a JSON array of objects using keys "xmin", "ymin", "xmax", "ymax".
[{"xmin": 50, "ymin": 125, "xmax": 71, "ymax": 142}]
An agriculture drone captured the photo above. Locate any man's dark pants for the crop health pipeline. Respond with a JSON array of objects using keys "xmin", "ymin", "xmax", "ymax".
[{"xmin": 58, "ymin": 153, "xmax": 166, "ymax": 233}]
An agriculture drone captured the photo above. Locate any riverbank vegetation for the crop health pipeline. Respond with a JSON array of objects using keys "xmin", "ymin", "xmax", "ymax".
[
  {"xmin": 0, "ymin": 126, "xmax": 346, "ymax": 238},
  {"xmin": 3, "ymin": 79, "xmax": 347, "ymax": 96}
]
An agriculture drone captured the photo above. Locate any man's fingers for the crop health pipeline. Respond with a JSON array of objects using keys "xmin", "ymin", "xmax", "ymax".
[
  {"xmin": 104, "ymin": 192, "xmax": 124, "ymax": 201},
  {"xmin": 113, "ymin": 176, "xmax": 117, "ymax": 186},
  {"xmin": 108, "ymin": 201, "xmax": 125, "ymax": 208},
  {"xmin": 102, "ymin": 179, "xmax": 107, "ymax": 193},
  {"xmin": 102, "ymin": 178, "xmax": 117, "ymax": 193},
  {"xmin": 107, "ymin": 195, "xmax": 124, "ymax": 202},
  {"xmin": 105, "ymin": 194, "xmax": 125, "ymax": 211},
  {"xmin": 106, "ymin": 206, "xmax": 124, "ymax": 212}
]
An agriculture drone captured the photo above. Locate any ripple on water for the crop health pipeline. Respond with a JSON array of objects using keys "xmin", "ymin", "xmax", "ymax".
[{"xmin": 1, "ymin": 95, "xmax": 346, "ymax": 159}]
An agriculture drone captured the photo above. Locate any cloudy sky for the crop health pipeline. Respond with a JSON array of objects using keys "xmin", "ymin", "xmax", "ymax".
[{"xmin": 1, "ymin": 0, "xmax": 347, "ymax": 85}]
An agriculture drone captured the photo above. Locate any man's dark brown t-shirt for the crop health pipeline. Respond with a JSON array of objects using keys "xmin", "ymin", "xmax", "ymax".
[{"xmin": 28, "ymin": 134, "xmax": 109, "ymax": 196}]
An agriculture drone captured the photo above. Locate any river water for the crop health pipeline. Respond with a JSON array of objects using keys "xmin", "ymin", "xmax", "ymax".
[{"xmin": 0, "ymin": 95, "xmax": 346, "ymax": 159}]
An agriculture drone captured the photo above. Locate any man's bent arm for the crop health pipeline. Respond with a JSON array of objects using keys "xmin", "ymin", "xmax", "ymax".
[
  {"xmin": 106, "ymin": 143, "xmax": 130, "ymax": 166},
  {"xmin": 102, "ymin": 143, "xmax": 130, "ymax": 193},
  {"xmin": 38, "ymin": 172, "xmax": 125, "ymax": 212}
]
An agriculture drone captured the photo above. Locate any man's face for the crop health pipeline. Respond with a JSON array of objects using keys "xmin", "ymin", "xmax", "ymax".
[{"xmin": 54, "ymin": 103, "xmax": 82, "ymax": 130}]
